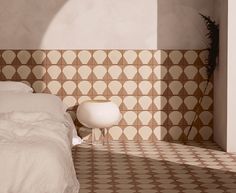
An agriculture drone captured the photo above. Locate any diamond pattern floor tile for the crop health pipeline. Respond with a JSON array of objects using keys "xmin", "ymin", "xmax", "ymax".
[{"xmin": 72, "ymin": 142, "xmax": 236, "ymax": 193}]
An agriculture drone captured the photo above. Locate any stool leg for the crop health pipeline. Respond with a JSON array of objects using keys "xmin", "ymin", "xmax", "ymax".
[
  {"xmin": 103, "ymin": 128, "xmax": 108, "ymax": 145},
  {"xmin": 105, "ymin": 128, "xmax": 108, "ymax": 144},
  {"xmin": 91, "ymin": 128, "xmax": 94, "ymax": 145},
  {"xmin": 96, "ymin": 128, "xmax": 108, "ymax": 145},
  {"xmin": 100, "ymin": 128, "xmax": 106, "ymax": 145}
]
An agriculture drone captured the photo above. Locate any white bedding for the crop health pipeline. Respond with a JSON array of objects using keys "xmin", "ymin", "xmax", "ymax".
[{"xmin": 0, "ymin": 112, "xmax": 80, "ymax": 193}]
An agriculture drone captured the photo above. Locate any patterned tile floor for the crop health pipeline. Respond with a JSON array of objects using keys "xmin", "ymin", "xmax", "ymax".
[{"xmin": 72, "ymin": 141, "xmax": 236, "ymax": 193}]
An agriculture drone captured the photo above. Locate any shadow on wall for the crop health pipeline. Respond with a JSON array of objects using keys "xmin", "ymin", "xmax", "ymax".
[
  {"xmin": 0, "ymin": 0, "xmax": 69, "ymax": 96},
  {"xmin": 0, "ymin": 49, "xmax": 213, "ymax": 142},
  {"xmin": 158, "ymin": 0, "xmax": 215, "ymax": 49},
  {"xmin": 0, "ymin": 0, "xmax": 213, "ymax": 142},
  {"xmin": 0, "ymin": 0, "xmax": 68, "ymax": 95},
  {"xmin": 0, "ymin": 0, "xmax": 68, "ymax": 49}
]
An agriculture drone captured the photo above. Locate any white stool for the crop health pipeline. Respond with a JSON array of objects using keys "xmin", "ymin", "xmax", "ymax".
[{"xmin": 76, "ymin": 100, "xmax": 121, "ymax": 144}]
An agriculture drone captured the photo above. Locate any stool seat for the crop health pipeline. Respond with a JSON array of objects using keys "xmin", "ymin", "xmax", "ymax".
[{"xmin": 77, "ymin": 100, "xmax": 121, "ymax": 129}]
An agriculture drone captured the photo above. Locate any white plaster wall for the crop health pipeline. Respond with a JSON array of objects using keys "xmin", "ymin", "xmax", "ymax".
[
  {"xmin": 214, "ymin": 0, "xmax": 228, "ymax": 151},
  {"xmin": 0, "ymin": 0, "xmax": 157, "ymax": 49},
  {"xmin": 227, "ymin": 0, "xmax": 236, "ymax": 152},
  {"xmin": 0, "ymin": 0, "xmax": 219, "ymax": 50},
  {"xmin": 0, "ymin": 0, "xmax": 67, "ymax": 49},
  {"xmin": 158, "ymin": 0, "xmax": 215, "ymax": 49}
]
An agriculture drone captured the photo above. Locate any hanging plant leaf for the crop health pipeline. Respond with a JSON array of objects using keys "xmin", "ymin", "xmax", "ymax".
[
  {"xmin": 199, "ymin": 13, "xmax": 219, "ymax": 81},
  {"xmin": 185, "ymin": 14, "xmax": 219, "ymax": 142}
]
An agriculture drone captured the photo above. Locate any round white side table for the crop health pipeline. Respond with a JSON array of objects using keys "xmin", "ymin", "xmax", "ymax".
[{"xmin": 76, "ymin": 100, "xmax": 121, "ymax": 144}]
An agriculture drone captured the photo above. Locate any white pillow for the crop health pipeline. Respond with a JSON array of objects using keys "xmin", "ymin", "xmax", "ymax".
[
  {"xmin": 0, "ymin": 92, "xmax": 67, "ymax": 121},
  {"xmin": 0, "ymin": 81, "xmax": 33, "ymax": 93}
]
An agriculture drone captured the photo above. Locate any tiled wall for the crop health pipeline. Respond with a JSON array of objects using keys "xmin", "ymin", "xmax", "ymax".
[{"xmin": 0, "ymin": 50, "xmax": 213, "ymax": 142}]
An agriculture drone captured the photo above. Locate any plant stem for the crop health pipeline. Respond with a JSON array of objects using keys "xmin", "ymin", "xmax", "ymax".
[{"xmin": 185, "ymin": 80, "xmax": 210, "ymax": 141}]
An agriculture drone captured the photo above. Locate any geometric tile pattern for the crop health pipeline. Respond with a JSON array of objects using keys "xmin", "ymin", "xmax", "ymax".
[
  {"xmin": 0, "ymin": 49, "xmax": 213, "ymax": 142},
  {"xmin": 72, "ymin": 141, "xmax": 236, "ymax": 193}
]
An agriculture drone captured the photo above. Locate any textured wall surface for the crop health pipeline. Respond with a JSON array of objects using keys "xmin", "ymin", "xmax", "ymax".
[
  {"xmin": 227, "ymin": 0, "xmax": 236, "ymax": 152},
  {"xmin": 0, "ymin": 0, "xmax": 157, "ymax": 49},
  {"xmin": 158, "ymin": 0, "xmax": 215, "ymax": 49},
  {"xmin": 214, "ymin": 0, "xmax": 228, "ymax": 151},
  {"xmin": 0, "ymin": 0, "xmax": 217, "ymax": 50},
  {"xmin": 0, "ymin": 49, "xmax": 213, "ymax": 142}
]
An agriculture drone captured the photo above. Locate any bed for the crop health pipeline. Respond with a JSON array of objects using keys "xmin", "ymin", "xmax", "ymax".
[{"xmin": 0, "ymin": 81, "xmax": 80, "ymax": 193}]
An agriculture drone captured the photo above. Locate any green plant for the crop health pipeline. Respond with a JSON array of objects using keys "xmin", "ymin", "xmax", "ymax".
[
  {"xmin": 200, "ymin": 13, "xmax": 219, "ymax": 80},
  {"xmin": 185, "ymin": 14, "xmax": 219, "ymax": 141}
]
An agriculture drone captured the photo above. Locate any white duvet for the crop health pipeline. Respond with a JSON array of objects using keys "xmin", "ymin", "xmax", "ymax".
[{"xmin": 0, "ymin": 112, "xmax": 80, "ymax": 193}]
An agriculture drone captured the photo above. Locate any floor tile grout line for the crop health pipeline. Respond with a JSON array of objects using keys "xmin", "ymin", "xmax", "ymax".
[
  {"xmin": 107, "ymin": 142, "xmax": 118, "ymax": 193},
  {"xmin": 138, "ymin": 142, "xmax": 161, "ymax": 193},
  {"xmin": 73, "ymin": 141, "xmax": 236, "ymax": 193},
  {"xmin": 123, "ymin": 142, "xmax": 140, "ymax": 193}
]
